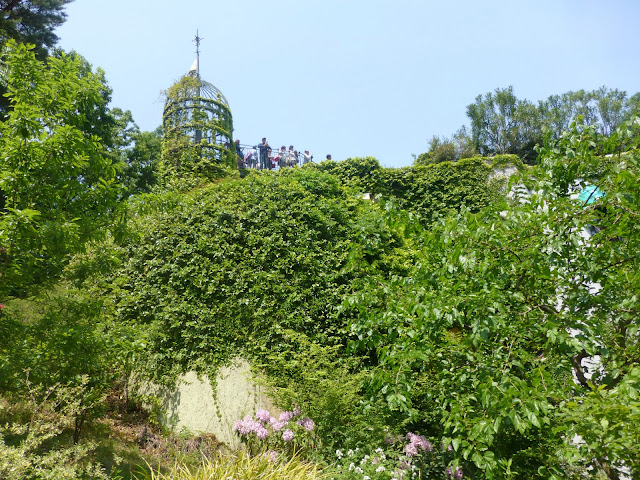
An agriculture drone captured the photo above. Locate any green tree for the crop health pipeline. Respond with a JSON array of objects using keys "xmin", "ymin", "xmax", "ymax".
[
  {"xmin": 347, "ymin": 117, "xmax": 640, "ymax": 478},
  {"xmin": 624, "ymin": 92, "xmax": 640, "ymax": 122},
  {"xmin": 0, "ymin": 0, "xmax": 73, "ymax": 58},
  {"xmin": 108, "ymin": 107, "xmax": 161, "ymax": 197},
  {"xmin": 415, "ymin": 136, "xmax": 456, "ymax": 165},
  {"xmin": 539, "ymin": 88, "xmax": 632, "ymax": 139},
  {"xmin": 0, "ymin": 41, "xmax": 121, "ymax": 295},
  {"xmin": 414, "ymin": 127, "xmax": 477, "ymax": 165},
  {"xmin": 0, "ymin": 1, "xmax": 74, "ymax": 114},
  {"xmin": 466, "ymin": 86, "xmax": 542, "ymax": 163},
  {"xmin": 121, "ymin": 127, "xmax": 162, "ymax": 196}
]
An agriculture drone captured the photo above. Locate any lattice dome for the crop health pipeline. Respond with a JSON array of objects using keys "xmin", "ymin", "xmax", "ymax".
[{"xmin": 161, "ymin": 72, "xmax": 235, "ymax": 176}]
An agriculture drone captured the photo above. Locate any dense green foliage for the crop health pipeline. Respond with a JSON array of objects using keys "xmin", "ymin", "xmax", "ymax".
[
  {"xmin": 120, "ymin": 126, "xmax": 162, "ymax": 196},
  {"xmin": 0, "ymin": 0, "xmax": 73, "ymax": 58},
  {"xmin": 414, "ymin": 127, "xmax": 477, "ymax": 165},
  {"xmin": 313, "ymin": 155, "xmax": 521, "ymax": 224},
  {"xmin": 0, "ymin": 0, "xmax": 74, "ymax": 114},
  {"xmin": 0, "ymin": 42, "xmax": 121, "ymax": 296},
  {"xmin": 1, "ymin": 7, "xmax": 639, "ymax": 477},
  {"xmin": 345, "ymin": 118, "xmax": 640, "ymax": 479},
  {"xmin": 105, "ymin": 169, "xmax": 404, "ymax": 384}
]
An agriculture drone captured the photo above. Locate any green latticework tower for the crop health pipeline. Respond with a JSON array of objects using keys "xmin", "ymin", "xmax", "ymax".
[{"xmin": 160, "ymin": 34, "xmax": 234, "ymax": 185}]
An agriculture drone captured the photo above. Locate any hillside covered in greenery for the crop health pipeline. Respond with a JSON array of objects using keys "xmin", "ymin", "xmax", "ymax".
[{"xmin": 1, "ymin": 7, "xmax": 640, "ymax": 480}]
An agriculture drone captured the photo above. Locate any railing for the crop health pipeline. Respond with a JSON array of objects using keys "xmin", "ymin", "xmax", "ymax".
[{"xmin": 235, "ymin": 143, "xmax": 315, "ymax": 170}]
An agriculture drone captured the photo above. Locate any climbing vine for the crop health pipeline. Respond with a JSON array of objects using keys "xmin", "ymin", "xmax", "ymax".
[{"xmin": 160, "ymin": 75, "xmax": 235, "ymax": 186}]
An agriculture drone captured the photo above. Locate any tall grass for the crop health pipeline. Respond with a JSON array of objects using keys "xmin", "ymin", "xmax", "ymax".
[{"xmin": 138, "ymin": 450, "xmax": 326, "ymax": 480}]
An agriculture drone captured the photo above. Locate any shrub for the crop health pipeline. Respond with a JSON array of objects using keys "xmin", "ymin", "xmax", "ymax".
[{"xmin": 0, "ymin": 382, "xmax": 113, "ymax": 480}]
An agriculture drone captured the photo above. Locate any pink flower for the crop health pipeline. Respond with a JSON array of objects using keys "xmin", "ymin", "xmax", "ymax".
[
  {"xmin": 293, "ymin": 406, "xmax": 302, "ymax": 416},
  {"xmin": 256, "ymin": 426, "xmax": 269, "ymax": 439},
  {"xmin": 282, "ymin": 429, "xmax": 294, "ymax": 442},
  {"xmin": 406, "ymin": 432, "xmax": 432, "ymax": 452},
  {"xmin": 405, "ymin": 443, "xmax": 418, "ymax": 457},
  {"xmin": 233, "ymin": 416, "xmax": 253, "ymax": 436},
  {"xmin": 296, "ymin": 417, "xmax": 315, "ymax": 431},
  {"xmin": 256, "ymin": 409, "xmax": 271, "ymax": 423},
  {"xmin": 279, "ymin": 411, "xmax": 294, "ymax": 422},
  {"xmin": 270, "ymin": 417, "xmax": 286, "ymax": 431}
]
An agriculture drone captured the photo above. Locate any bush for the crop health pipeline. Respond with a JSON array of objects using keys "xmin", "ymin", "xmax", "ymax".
[
  {"xmin": 104, "ymin": 169, "xmax": 404, "ymax": 385},
  {"xmin": 0, "ymin": 382, "xmax": 113, "ymax": 479}
]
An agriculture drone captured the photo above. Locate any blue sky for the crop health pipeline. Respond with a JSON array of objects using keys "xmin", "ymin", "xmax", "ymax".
[{"xmin": 57, "ymin": 0, "xmax": 639, "ymax": 168}]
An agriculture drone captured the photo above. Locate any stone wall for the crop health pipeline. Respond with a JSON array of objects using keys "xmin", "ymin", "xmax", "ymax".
[{"xmin": 141, "ymin": 359, "xmax": 276, "ymax": 448}]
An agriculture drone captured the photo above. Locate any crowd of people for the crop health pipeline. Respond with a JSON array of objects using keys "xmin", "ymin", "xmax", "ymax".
[{"xmin": 235, "ymin": 138, "xmax": 329, "ymax": 170}]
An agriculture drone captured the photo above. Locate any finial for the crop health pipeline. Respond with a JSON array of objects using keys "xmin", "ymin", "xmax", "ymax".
[{"xmin": 193, "ymin": 30, "xmax": 203, "ymax": 76}]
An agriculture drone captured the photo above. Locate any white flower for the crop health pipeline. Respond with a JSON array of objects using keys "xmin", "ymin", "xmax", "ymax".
[
  {"xmin": 376, "ymin": 466, "xmax": 386, "ymax": 473},
  {"xmin": 347, "ymin": 449, "xmax": 354, "ymax": 457},
  {"xmin": 348, "ymin": 463, "xmax": 355, "ymax": 471},
  {"xmin": 360, "ymin": 455, "xmax": 370, "ymax": 465},
  {"xmin": 355, "ymin": 466, "xmax": 363, "ymax": 474},
  {"xmin": 336, "ymin": 449, "xmax": 343, "ymax": 458},
  {"xmin": 364, "ymin": 476, "xmax": 370, "ymax": 480}
]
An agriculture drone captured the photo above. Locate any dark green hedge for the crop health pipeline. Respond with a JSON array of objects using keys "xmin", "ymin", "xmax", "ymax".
[
  {"xmin": 310, "ymin": 155, "xmax": 523, "ymax": 223},
  {"xmin": 112, "ymin": 169, "xmax": 403, "ymax": 381}
]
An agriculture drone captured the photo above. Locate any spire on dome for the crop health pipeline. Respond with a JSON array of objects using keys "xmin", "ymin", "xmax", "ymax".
[{"xmin": 191, "ymin": 30, "xmax": 203, "ymax": 77}]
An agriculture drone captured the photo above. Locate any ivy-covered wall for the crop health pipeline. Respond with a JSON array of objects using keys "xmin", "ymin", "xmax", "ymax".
[
  {"xmin": 110, "ymin": 169, "xmax": 405, "ymax": 384},
  {"xmin": 311, "ymin": 155, "xmax": 523, "ymax": 223}
]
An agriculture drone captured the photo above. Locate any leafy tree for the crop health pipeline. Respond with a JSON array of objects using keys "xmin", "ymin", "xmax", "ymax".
[
  {"xmin": 0, "ymin": 287, "xmax": 118, "ymax": 443},
  {"xmin": 467, "ymin": 86, "xmax": 639, "ymax": 164},
  {"xmin": 415, "ymin": 136, "xmax": 456, "ymax": 165},
  {"xmin": 594, "ymin": 86, "xmax": 628, "ymax": 136},
  {"xmin": 109, "ymin": 108, "xmax": 162, "ymax": 197},
  {"xmin": 0, "ymin": 41, "xmax": 121, "ymax": 295},
  {"xmin": 0, "ymin": 0, "xmax": 73, "ymax": 58},
  {"xmin": 346, "ymin": 117, "xmax": 640, "ymax": 478},
  {"xmin": 624, "ymin": 92, "xmax": 640, "ymax": 122},
  {"xmin": 0, "ymin": 1, "xmax": 74, "ymax": 114},
  {"xmin": 539, "ymin": 88, "xmax": 629, "ymax": 139},
  {"xmin": 466, "ymin": 86, "xmax": 542, "ymax": 163},
  {"xmin": 121, "ymin": 126, "xmax": 162, "ymax": 195},
  {"xmin": 414, "ymin": 127, "xmax": 477, "ymax": 165}
]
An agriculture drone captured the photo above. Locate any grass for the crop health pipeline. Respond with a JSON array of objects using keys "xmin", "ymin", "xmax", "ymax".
[{"xmin": 136, "ymin": 450, "xmax": 327, "ymax": 480}]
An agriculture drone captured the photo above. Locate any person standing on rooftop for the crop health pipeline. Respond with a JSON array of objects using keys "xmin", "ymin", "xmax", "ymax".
[{"xmin": 258, "ymin": 137, "xmax": 270, "ymax": 170}]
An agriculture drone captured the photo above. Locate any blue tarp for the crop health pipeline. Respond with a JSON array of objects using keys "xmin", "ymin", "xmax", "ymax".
[{"xmin": 577, "ymin": 185, "xmax": 605, "ymax": 204}]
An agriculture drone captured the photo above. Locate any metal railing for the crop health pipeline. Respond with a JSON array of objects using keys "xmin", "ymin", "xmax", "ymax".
[{"xmin": 235, "ymin": 143, "xmax": 315, "ymax": 170}]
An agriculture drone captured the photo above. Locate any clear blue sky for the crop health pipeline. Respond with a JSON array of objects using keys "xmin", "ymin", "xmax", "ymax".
[{"xmin": 57, "ymin": 0, "xmax": 639, "ymax": 168}]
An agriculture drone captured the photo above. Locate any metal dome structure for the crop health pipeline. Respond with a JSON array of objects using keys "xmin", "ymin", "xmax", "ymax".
[
  {"xmin": 197, "ymin": 79, "xmax": 230, "ymax": 108},
  {"xmin": 160, "ymin": 34, "xmax": 235, "ymax": 182}
]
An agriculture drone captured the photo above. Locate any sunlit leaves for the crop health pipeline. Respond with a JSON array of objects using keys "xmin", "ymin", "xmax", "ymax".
[{"xmin": 0, "ymin": 41, "xmax": 120, "ymax": 295}]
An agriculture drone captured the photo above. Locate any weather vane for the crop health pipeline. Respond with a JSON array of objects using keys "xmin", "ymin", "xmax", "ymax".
[{"xmin": 193, "ymin": 30, "xmax": 203, "ymax": 76}]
